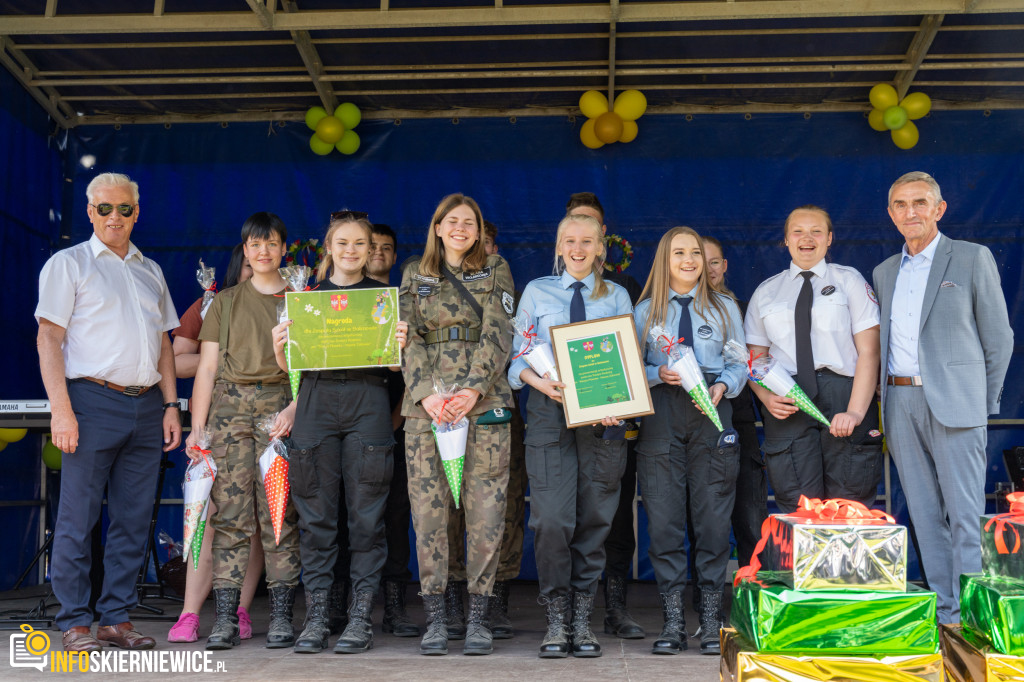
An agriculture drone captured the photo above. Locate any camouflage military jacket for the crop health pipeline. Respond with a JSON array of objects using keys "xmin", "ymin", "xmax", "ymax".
[{"xmin": 400, "ymin": 254, "xmax": 516, "ymax": 419}]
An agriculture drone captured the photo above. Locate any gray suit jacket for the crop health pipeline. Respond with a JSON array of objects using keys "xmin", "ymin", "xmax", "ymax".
[{"xmin": 873, "ymin": 234, "xmax": 1012, "ymax": 429}]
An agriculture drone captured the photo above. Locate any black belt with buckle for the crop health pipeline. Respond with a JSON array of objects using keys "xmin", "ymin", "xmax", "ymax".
[{"xmin": 423, "ymin": 326, "xmax": 481, "ymax": 344}]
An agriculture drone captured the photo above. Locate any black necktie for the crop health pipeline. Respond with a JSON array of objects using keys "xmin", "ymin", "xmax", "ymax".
[
  {"xmin": 675, "ymin": 295, "xmax": 693, "ymax": 347},
  {"xmin": 569, "ymin": 281, "xmax": 586, "ymax": 323},
  {"xmin": 795, "ymin": 271, "xmax": 817, "ymax": 399}
]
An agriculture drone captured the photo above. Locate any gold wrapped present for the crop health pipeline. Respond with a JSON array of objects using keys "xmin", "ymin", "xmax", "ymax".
[
  {"xmin": 941, "ymin": 623, "xmax": 1024, "ymax": 682},
  {"xmin": 720, "ymin": 628, "xmax": 945, "ymax": 682}
]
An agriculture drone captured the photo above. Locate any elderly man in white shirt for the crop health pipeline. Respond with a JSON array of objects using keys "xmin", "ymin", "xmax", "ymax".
[{"xmin": 36, "ymin": 172, "xmax": 180, "ymax": 653}]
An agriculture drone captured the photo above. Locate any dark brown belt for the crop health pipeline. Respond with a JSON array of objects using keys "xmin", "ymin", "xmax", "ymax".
[
  {"xmin": 80, "ymin": 377, "xmax": 154, "ymax": 396},
  {"xmin": 887, "ymin": 375, "xmax": 923, "ymax": 387}
]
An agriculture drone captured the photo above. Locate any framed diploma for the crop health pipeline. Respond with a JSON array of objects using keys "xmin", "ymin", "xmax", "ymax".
[
  {"xmin": 549, "ymin": 314, "xmax": 653, "ymax": 428},
  {"xmin": 284, "ymin": 288, "xmax": 401, "ymax": 370}
]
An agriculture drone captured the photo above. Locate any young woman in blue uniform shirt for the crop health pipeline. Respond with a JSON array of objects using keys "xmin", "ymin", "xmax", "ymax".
[
  {"xmin": 508, "ymin": 212, "xmax": 633, "ymax": 659},
  {"xmin": 633, "ymin": 226, "xmax": 745, "ymax": 656}
]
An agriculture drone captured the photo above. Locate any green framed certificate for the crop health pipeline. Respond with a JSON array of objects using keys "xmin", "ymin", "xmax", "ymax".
[
  {"xmin": 549, "ymin": 314, "xmax": 653, "ymax": 428},
  {"xmin": 284, "ymin": 288, "xmax": 401, "ymax": 370}
]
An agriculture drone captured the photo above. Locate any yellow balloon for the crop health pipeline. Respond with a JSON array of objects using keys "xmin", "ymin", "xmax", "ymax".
[
  {"xmin": 868, "ymin": 108, "xmax": 888, "ymax": 132},
  {"xmin": 310, "ymin": 134, "xmax": 334, "ymax": 155},
  {"xmin": 580, "ymin": 118, "xmax": 604, "ymax": 149},
  {"xmin": 891, "ymin": 120, "xmax": 919, "ymax": 150},
  {"xmin": 618, "ymin": 120, "xmax": 639, "ymax": 143},
  {"xmin": 0, "ymin": 428, "xmax": 28, "ymax": 443},
  {"xmin": 314, "ymin": 116, "xmax": 345, "ymax": 144},
  {"xmin": 594, "ymin": 112, "xmax": 624, "ymax": 144},
  {"xmin": 336, "ymin": 130, "xmax": 360, "ymax": 155},
  {"xmin": 613, "ymin": 89, "xmax": 647, "ymax": 122},
  {"xmin": 334, "ymin": 102, "xmax": 362, "ymax": 130},
  {"xmin": 42, "ymin": 438, "xmax": 62, "ymax": 470},
  {"xmin": 0, "ymin": 441, "xmax": 6, "ymax": 453},
  {"xmin": 304, "ymin": 106, "xmax": 328, "ymax": 132},
  {"xmin": 579, "ymin": 90, "xmax": 609, "ymax": 119},
  {"xmin": 901, "ymin": 92, "xmax": 931, "ymax": 120},
  {"xmin": 869, "ymin": 83, "xmax": 899, "ymax": 111}
]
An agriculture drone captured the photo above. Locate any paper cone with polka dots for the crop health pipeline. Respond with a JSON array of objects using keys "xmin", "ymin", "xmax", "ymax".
[
  {"xmin": 259, "ymin": 442, "xmax": 291, "ymax": 545},
  {"xmin": 182, "ymin": 453, "xmax": 217, "ymax": 570},
  {"xmin": 432, "ymin": 420, "xmax": 469, "ymax": 509}
]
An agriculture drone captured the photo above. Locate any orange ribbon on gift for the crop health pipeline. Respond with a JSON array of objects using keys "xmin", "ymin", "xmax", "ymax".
[
  {"xmin": 984, "ymin": 491, "xmax": 1024, "ymax": 555},
  {"xmin": 511, "ymin": 324, "xmax": 538, "ymax": 360},
  {"xmin": 734, "ymin": 494, "xmax": 895, "ymax": 585}
]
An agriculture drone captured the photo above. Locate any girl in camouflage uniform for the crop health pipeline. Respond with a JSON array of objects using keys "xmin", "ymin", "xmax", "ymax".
[{"xmin": 399, "ymin": 194, "xmax": 516, "ymax": 656}]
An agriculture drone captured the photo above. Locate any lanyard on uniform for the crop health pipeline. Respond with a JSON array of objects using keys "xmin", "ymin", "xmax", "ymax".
[{"xmin": 440, "ymin": 266, "xmax": 484, "ymax": 322}]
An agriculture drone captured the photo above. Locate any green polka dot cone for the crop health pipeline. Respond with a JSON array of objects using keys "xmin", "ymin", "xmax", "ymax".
[
  {"xmin": 688, "ymin": 383, "xmax": 723, "ymax": 432},
  {"xmin": 756, "ymin": 379, "xmax": 832, "ymax": 427},
  {"xmin": 441, "ymin": 455, "xmax": 465, "ymax": 509},
  {"xmin": 431, "ymin": 421, "xmax": 468, "ymax": 509},
  {"xmin": 191, "ymin": 518, "xmax": 206, "ymax": 570},
  {"xmin": 288, "ymin": 369, "xmax": 301, "ymax": 400}
]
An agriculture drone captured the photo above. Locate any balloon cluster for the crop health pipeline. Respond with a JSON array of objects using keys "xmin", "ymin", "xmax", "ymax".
[
  {"xmin": 305, "ymin": 103, "xmax": 363, "ymax": 156},
  {"xmin": 0, "ymin": 427, "xmax": 27, "ymax": 454},
  {"xmin": 578, "ymin": 89, "xmax": 647, "ymax": 149},
  {"xmin": 867, "ymin": 84, "xmax": 931, "ymax": 150}
]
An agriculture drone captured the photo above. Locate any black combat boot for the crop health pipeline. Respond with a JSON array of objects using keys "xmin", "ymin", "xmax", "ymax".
[
  {"xmin": 538, "ymin": 595, "xmax": 571, "ymax": 658},
  {"xmin": 334, "ymin": 589, "xmax": 375, "ymax": 653},
  {"xmin": 266, "ymin": 585, "xmax": 296, "ymax": 648},
  {"xmin": 326, "ymin": 579, "xmax": 350, "ymax": 635},
  {"xmin": 382, "ymin": 579, "xmax": 420, "ymax": 637},
  {"xmin": 487, "ymin": 581, "xmax": 513, "ymax": 639},
  {"xmin": 206, "ymin": 588, "xmax": 241, "ymax": 650},
  {"xmin": 652, "ymin": 590, "xmax": 687, "ymax": 654},
  {"xmin": 294, "ymin": 588, "xmax": 330, "ymax": 653},
  {"xmin": 462, "ymin": 593, "xmax": 493, "ymax": 655},
  {"xmin": 444, "ymin": 580, "xmax": 466, "ymax": 640},
  {"xmin": 420, "ymin": 593, "xmax": 448, "ymax": 655},
  {"xmin": 699, "ymin": 588, "xmax": 724, "ymax": 655},
  {"xmin": 571, "ymin": 591, "xmax": 602, "ymax": 658},
  {"xmin": 603, "ymin": 575, "xmax": 645, "ymax": 639}
]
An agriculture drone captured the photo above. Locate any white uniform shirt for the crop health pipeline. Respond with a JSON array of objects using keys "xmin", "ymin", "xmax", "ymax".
[
  {"xmin": 35, "ymin": 233, "xmax": 179, "ymax": 387},
  {"xmin": 744, "ymin": 259, "xmax": 879, "ymax": 378}
]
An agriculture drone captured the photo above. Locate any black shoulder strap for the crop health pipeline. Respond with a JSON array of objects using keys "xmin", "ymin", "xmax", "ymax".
[{"xmin": 440, "ymin": 266, "xmax": 484, "ymax": 322}]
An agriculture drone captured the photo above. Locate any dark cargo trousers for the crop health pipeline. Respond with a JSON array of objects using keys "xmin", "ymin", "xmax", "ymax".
[
  {"xmin": 730, "ymin": 387, "xmax": 767, "ymax": 567},
  {"xmin": 208, "ymin": 381, "xmax": 300, "ymax": 590},
  {"xmin": 760, "ymin": 370, "xmax": 882, "ymax": 514},
  {"xmin": 637, "ymin": 382, "xmax": 740, "ymax": 594},
  {"xmin": 288, "ymin": 373, "xmax": 395, "ymax": 594},
  {"xmin": 525, "ymin": 391, "xmax": 627, "ymax": 598}
]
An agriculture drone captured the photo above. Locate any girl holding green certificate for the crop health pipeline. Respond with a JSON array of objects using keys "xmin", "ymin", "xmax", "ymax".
[
  {"xmin": 508, "ymin": 212, "xmax": 633, "ymax": 659},
  {"xmin": 633, "ymin": 226, "xmax": 745, "ymax": 656},
  {"xmin": 272, "ymin": 212, "xmax": 408, "ymax": 655}
]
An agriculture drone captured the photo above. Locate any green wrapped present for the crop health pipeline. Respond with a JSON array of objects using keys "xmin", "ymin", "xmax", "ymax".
[
  {"xmin": 981, "ymin": 499, "xmax": 1024, "ymax": 580},
  {"xmin": 731, "ymin": 571, "xmax": 938, "ymax": 655},
  {"xmin": 960, "ymin": 573, "xmax": 1024, "ymax": 656}
]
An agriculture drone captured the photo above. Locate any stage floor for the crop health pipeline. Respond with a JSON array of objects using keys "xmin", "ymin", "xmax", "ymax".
[{"xmin": 1, "ymin": 581, "xmax": 724, "ymax": 680}]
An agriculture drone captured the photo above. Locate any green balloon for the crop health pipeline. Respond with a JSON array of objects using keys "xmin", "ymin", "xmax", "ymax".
[
  {"xmin": 334, "ymin": 102, "xmax": 361, "ymax": 130},
  {"xmin": 305, "ymin": 106, "xmax": 328, "ymax": 132},
  {"xmin": 309, "ymin": 134, "xmax": 334, "ymax": 156},
  {"xmin": 883, "ymin": 105, "xmax": 909, "ymax": 130},
  {"xmin": 42, "ymin": 439, "xmax": 62, "ymax": 470},
  {"xmin": 336, "ymin": 130, "xmax": 360, "ymax": 155}
]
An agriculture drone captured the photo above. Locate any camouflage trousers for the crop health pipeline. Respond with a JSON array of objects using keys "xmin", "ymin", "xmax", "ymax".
[
  {"xmin": 208, "ymin": 382, "xmax": 301, "ymax": 590},
  {"xmin": 447, "ymin": 405, "xmax": 526, "ymax": 582},
  {"xmin": 405, "ymin": 417, "xmax": 510, "ymax": 596}
]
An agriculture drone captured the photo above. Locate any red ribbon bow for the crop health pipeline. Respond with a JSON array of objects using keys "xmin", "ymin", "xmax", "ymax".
[
  {"xmin": 511, "ymin": 324, "xmax": 538, "ymax": 360},
  {"xmin": 205, "ymin": 281, "xmax": 217, "ymax": 293},
  {"xmin": 189, "ymin": 445, "xmax": 214, "ymax": 475},
  {"xmin": 747, "ymin": 350, "xmax": 765, "ymax": 377},
  {"xmin": 657, "ymin": 334, "xmax": 682, "ymax": 355},
  {"xmin": 984, "ymin": 492, "xmax": 1024, "ymax": 555},
  {"xmin": 734, "ymin": 495, "xmax": 895, "ymax": 585}
]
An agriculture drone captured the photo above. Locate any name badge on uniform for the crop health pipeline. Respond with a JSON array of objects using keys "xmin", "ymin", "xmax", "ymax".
[
  {"xmin": 417, "ymin": 284, "xmax": 436, "ymax": 297},
  {"xmin": 697, "ymin": 324, "xmax": 713, "ymax": 339},
  {"xmin": 413, "ymin": 274, "xmax": 439, "ymax": 283},
  {"xmin": 820, "ymin": 285, "xmax": 836, "ymax": 296},
  {"xmin": 462, "ymin": 267, "xmax": 492, "ymax": 282}
]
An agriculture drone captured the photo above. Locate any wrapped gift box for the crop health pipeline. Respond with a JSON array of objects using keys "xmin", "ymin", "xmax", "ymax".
[
  {"xmin": 960, "ymin": 573, "xmax": 1024, "ymax": 656},
  {"xmin": 720, "ymin": 627, "xmax": 945, "ymax": 682},
  {"xmin": 981, "ymin": 513, "xmax": 1024, "ymax": 580},
  {"xmin": 758, "ymin": 513, "xmax": 907, "ymax": 591},
  {"xmin": 941, "ymin": 624, "xmax": 1024, "ymax": 682},
  {"xmin": 731, "ymin": 572, "xmax": 938, "ymax": 655}
]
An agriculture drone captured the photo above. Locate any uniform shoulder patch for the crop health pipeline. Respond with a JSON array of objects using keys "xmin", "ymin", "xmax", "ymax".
[
  {"xmin": 501, "ymin": 290, "xmax": 515, "ymax": 316},
  {"xmin": 865, "ymin": 282, "xmax": 879, "ymax": 305},
  {"xmin": 462, "ymin": 267, "xmax": 492, "ymax": 282},
  {"xmin": 412, "ymin": 274, "xmax": 439, "ymax": 283}
]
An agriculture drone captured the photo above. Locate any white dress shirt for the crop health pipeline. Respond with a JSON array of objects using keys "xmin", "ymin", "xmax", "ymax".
[
  {"xmin": 887, "ymin": 232, "xmax": 942, "ymax": 377},
  {"xmin": 744, "ymin": 259, "xmax": 880, "ymax": 377},
  {"xmin": 35, "ymin": 233, "xmax": 179, "ymax": 387}
]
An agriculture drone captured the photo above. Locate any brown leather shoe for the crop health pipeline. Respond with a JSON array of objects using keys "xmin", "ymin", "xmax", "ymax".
[
  {"xmin": 63, "ymin": 626, "xmax": 102, "ymax": 652},
  {"xmin": 97, "ymin": 622, "xmax": 156, "ymax": 650}
]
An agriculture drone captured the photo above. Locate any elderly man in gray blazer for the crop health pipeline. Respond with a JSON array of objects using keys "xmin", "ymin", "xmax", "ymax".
[{"xmin": 873, "ymin": 171, "xmax": 1013, "ymax": 624}]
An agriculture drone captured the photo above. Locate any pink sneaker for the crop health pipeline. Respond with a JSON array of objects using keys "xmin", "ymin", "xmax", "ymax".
[
  {"xmin": 237, "ymin": 606, "xmax": 253, "ymax": 640},
  {"xmin": 167, "ymin": 612, "xmax": 200, "ymax": 643}
]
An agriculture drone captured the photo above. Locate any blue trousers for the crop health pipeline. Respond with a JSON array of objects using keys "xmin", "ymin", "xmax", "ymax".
[{"xmin": 52, "ymin": 380, "xmax": 163, "ymax": 630}]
